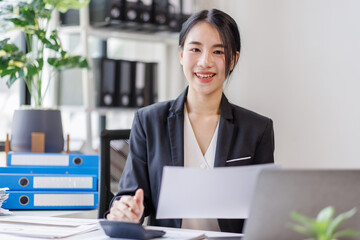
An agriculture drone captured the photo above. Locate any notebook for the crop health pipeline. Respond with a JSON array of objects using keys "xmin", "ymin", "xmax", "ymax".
[{"xmin": 242, "ymin": 169, "xmax": 360, "ymax": 240}]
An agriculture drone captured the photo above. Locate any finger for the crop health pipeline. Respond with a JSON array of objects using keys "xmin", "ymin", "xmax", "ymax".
[
  {"xmin": 118, "ymin": 198, "xmax": 140, "ymax": 221},
  {"xmin": 134, "ymin": 189, "xmax": 144, "ymax": 204},
  {"xmin": 133, "ymin": 189, "xmax": 145, "ymax": 219},
  {"xmin": 107, "ymin": 206, "xmax": 128, "ymax": 221},
  {"xmin": 107, "ymin": 210, "xmax": 126, "ymax": 221},
  {"xmin": 119, "ymin": 195, "xmax": 133, "ymax": 203},
  {"xmin": 128, "ymin": 200, "xmax": 143, "ymax": 218},
  {"xmin": 108, "ymin": 200, "xmax": 137, "ymax": 222},
  {"xmin": 117, "ymin": 192, "xmax": 144, "ymax": 221},
  {"xmin": 118, "ymin": 201, "xmax": 139, "ymax": 222}
]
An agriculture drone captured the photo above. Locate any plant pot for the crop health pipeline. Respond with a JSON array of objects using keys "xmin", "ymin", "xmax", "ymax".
[{"xmin": 10, "ymin": 108, "xmax": 64, "ymax": 153}]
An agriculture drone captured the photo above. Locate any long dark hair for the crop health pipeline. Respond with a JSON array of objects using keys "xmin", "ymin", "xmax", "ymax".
[{"xmin": 179, "ymin": 9, "xmax": 241, "ymax": 77}]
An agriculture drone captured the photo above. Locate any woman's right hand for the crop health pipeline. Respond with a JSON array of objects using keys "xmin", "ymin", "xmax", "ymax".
[{"xmin": 107, "ymin": 188, "xmax": 144, "ymax": 223}]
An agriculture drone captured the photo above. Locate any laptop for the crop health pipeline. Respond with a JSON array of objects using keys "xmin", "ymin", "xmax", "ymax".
[{"xmin": 242, "ymin": 169, "xmax": 360, "ymax": 240}]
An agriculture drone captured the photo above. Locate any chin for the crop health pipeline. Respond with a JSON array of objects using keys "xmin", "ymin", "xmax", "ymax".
[{"xmin": 194, "ymin": 85, "xmax": 222, "ymax": 96}]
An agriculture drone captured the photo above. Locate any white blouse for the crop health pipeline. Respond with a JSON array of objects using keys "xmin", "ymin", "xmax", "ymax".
[{"xmin": 182, "ymin": 106, "xmax": 221, "ymax": 232}]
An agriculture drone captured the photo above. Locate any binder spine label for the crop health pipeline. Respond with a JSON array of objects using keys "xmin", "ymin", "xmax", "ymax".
[
  {"xmin": 33, "ymin": 177, "xmax": 93, "ymax": 189},
  {"xmin": 10, "ymin": 155, "xmax": 69, "ymax": 166},
  {"xmin": 7, "ymin": 153, "xmax": 99, "ymax": 168},
  {"xmin": 34, "ymin": 194, "xmax": 94, "ymax": 206}
]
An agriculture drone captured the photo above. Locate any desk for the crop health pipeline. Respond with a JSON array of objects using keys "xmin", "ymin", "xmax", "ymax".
[
  {"xmin": 0, "ymin": 211, "xmax": 243, "ymax": 239},
  {"xmin": 9, "ymin": 209, "xmax": 98, "ymax": 218}
]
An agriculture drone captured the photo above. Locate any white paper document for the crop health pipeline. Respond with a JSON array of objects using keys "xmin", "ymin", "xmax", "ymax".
[
  {"xmin": 0, "ymin": 188, "xmax": 10, "ymax": 216},
  {"xmin": 156, "ymin": 164, "xmax": 279, "ymax": 219},
  {"xmin": 0, "ymin": 216, "xmax": 99, "ymax": 239},
  {"xmin": 0, "ymin": 215, "xmax": 97, "ymax": 226}
]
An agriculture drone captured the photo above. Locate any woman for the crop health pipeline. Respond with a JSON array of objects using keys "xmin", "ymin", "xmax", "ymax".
[{"xmin": 107, "ymin": 9, "xmax": 275, "ymax": 233}]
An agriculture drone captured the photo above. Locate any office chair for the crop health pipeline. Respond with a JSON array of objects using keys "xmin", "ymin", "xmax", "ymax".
[{"xmin": 98, "ymin": 129, "xmax": 131, "ymax": 219}]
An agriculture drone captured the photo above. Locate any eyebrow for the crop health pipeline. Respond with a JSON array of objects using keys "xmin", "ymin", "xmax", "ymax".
[{"xmin": 187, "ymin": 41, "xmax": 224, "ymax": 48}]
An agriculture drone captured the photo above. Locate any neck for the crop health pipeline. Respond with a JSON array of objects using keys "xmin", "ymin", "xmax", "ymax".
[{"xmin": 186, "ymin": 88, "xmax": 222, "ymax": 115}]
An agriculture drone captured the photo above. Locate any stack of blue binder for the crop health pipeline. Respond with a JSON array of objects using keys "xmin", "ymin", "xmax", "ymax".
[{"xmin": 0, "ymin": 153, "xmax": 99, "ymax": 210}]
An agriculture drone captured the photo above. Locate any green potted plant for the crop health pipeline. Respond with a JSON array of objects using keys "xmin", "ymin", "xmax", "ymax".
[
  {"xmin": 289, "ymin": 206, "xmax": 360, "ymax": 240},
  {"xmin": 0, "ymin": 0, "xmax": 89, "ymax": 152}
]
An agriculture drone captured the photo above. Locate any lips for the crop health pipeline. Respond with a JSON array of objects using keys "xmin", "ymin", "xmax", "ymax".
[{"xmin": 195, "ymin": 72, "xmax": 216, "ymax": 83}]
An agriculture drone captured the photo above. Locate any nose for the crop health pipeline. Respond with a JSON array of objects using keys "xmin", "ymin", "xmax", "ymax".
[{"xmin": 197, "ymin": 51, "xmax": 214, "ymax": 68}]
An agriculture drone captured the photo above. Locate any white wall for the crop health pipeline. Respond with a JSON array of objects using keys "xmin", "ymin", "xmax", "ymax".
[{"xmin": 195, "ymin": 0, "xmax": 360, "ymax": 169}]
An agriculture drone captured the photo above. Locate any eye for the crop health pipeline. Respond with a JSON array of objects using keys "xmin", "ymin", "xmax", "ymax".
[
  {"xmin": 214, "ymin": 50, "xmax": 224, "ymax": 55},
  {"xmin": 190, "ymin": 48, "xmax": 200, "ymax": 52}
]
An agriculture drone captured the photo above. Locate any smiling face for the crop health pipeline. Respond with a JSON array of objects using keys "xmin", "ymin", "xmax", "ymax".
[{"xmin": 179, "ymin": 21, "xmax": 227, "ymax": 98}]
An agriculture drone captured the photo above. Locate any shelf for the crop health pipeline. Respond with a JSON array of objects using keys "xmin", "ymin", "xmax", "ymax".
[
  {"xmin": 60, "ymin": 105, "xmax": 138, "ymax": 116},
  {"xmin": 59, "ymin": 25, "xmax": 179, "ymax": 45},
  {"xmin": 93, "ymin": 107, "xmax": 137, "ymax": 116},
  {"xmin": 58, "ymin": 26, "xmax": 82, "ymax": 34},
  {"xmin": 58, "ymin": 25, "xmax": 180, "ymax": 47},
  {"xmin": 59, "ymin": 105, "xmax": 86, "ymax": 113},
  {"xmin": 88, "ymin": 26, "xmax": 179, "ymax": 44}
]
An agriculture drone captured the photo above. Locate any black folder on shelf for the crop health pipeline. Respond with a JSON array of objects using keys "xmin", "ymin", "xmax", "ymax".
[
  {"xmin": 117, "ymin": 60, "xmax": 136, "ymax": 107},
  {"xmin": 135, "ymin": 61, "xmax": 146, "ymax": 107},
  {"xmin": 100, "ymin": 58, "xmax": 117, "ymax": 107},
  {"xmin": 144, "ymin": 62, "xmax": 158, "ymax": 105}
]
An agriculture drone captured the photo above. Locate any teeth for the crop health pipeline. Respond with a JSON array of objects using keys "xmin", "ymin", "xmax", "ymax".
[{"xmin": 196, "ymin": 73, "xmax": 215, "ymax": 78}]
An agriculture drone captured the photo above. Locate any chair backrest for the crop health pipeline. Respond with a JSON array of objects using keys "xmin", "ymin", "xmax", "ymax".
[{"xmin": 99, "ymin": 129, "xmax": 131, "ymax": 219}]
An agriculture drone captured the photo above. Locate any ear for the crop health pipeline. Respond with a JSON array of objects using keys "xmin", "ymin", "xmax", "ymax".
[
  {"xmin": 179, "ymin": 47, "xmax": 184, "ymax": 65},
  {"xmin": 230, "ymin": 51, "xmax": 240, "ymax": 71}
]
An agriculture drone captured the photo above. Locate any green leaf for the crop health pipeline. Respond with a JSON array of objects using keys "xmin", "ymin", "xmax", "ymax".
[
  {"xmin": 311, "ymin": 221, "xmax": 330, "ymax": 237},
  {"xmin": 8, "ymin": 74, "xmax": 18, "ymax": 87},
  {"xmin": 34, "ymin": 29, "xmax": 48, "ymax": 43},
  {"xmin": 30, "ymin": 0, "xmax": 52, "ymax": 20},
  {"xmin": 20, "ymin": 6, "xmax": 36, "ymax": 25},
  {"xmin": 35, "ymin": 58, "xmax": 44, "ymax": 69},
  {"xmin": 47, "ymin": 57, "xmax": 59, "ymax": 67},
  {"xmin": 48, "ymin": 55, "xmax": 88, "ymax": 69},
  {"xmin": 288, "ymin": 223, "xmax": 314, "ymax": 236},
  {"xmin": 17, "ymin": 67, "xmax": 25, "ymax": 79},
  {"xmin": 24, "ymin": 58, "xmax": 43, "ymax": 76},
  {"xmin": 6, "ymin": 17, "xmax": 28, "ymax": 27},
  {"xmin": 291, "ymin": 211, "xmax": 315, "ymax": 225},
  {"xmin": 0, "ymin": 68, "xmax": 18, "ymax": 77},
  {"xmin": 44, "ymin": 0, "xmax": 90, "ymax": 13},
  {"xmin": 79, "ymin": 58, "xmax": 89, "ymax": 68},
  {"xmin": 289, "ymin": 207, "xmax": 359, "ymax": 240},
  {"xmin": 333, "ymin": 228, "xmax": 360, "ymax": 238},
  {"xmin": 44, "ymin": 31, "xmax": 61, "ymax": 52},
  {"xmin": 317, "ymin": 206, "xmax": 334, "ymax": 222},
  {"xmin": 0, "ymin": 38, "xmax": 10, "ymax": 49},
  {"xmin": 327, "ymin": 207, "xmax": 357, "ymax": 236},
  {"xmin": 3, "ymin": 43, "xmax": 20, "ymax": 53}
]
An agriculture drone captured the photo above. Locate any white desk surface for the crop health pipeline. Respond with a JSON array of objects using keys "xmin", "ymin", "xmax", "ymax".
[{"xmin": 0, "ymin": 210, "xmax": 243, "ymax": 239}]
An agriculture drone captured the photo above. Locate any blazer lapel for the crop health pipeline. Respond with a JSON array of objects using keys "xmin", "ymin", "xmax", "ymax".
[
  {"xmin": 214, "ymin": 94, "xmax": 234, "ymax": 167},
  {"xmin": 168, "ymin": 114, "xmax": 184, "ymax": 167},
  {"xmin": 167, "ymin": 88, "xmax": 188, "ymax": 167}
]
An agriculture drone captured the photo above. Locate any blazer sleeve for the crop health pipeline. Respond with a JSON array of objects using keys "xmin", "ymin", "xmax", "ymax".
[
  {"xmin": 111, "ymin": 110, "xmax": 153, "ymax": 219},
  {"xmin": 253, "ymin": 118, "xmax": 275, "ymax": 164}
]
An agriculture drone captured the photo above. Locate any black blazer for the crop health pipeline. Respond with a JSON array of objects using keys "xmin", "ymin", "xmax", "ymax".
[{"xmin": 112, "ymin": 87, "xmax": 275, "ymax": 233}]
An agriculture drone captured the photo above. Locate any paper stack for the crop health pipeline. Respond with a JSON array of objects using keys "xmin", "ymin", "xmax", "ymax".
[
  {"xmin": 0, "ymin": 188, "xmax": 11, "ymax": 216},
  {"xmin": 0, "ymin": 216, "xmax": 99, "ymax": 238}
]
